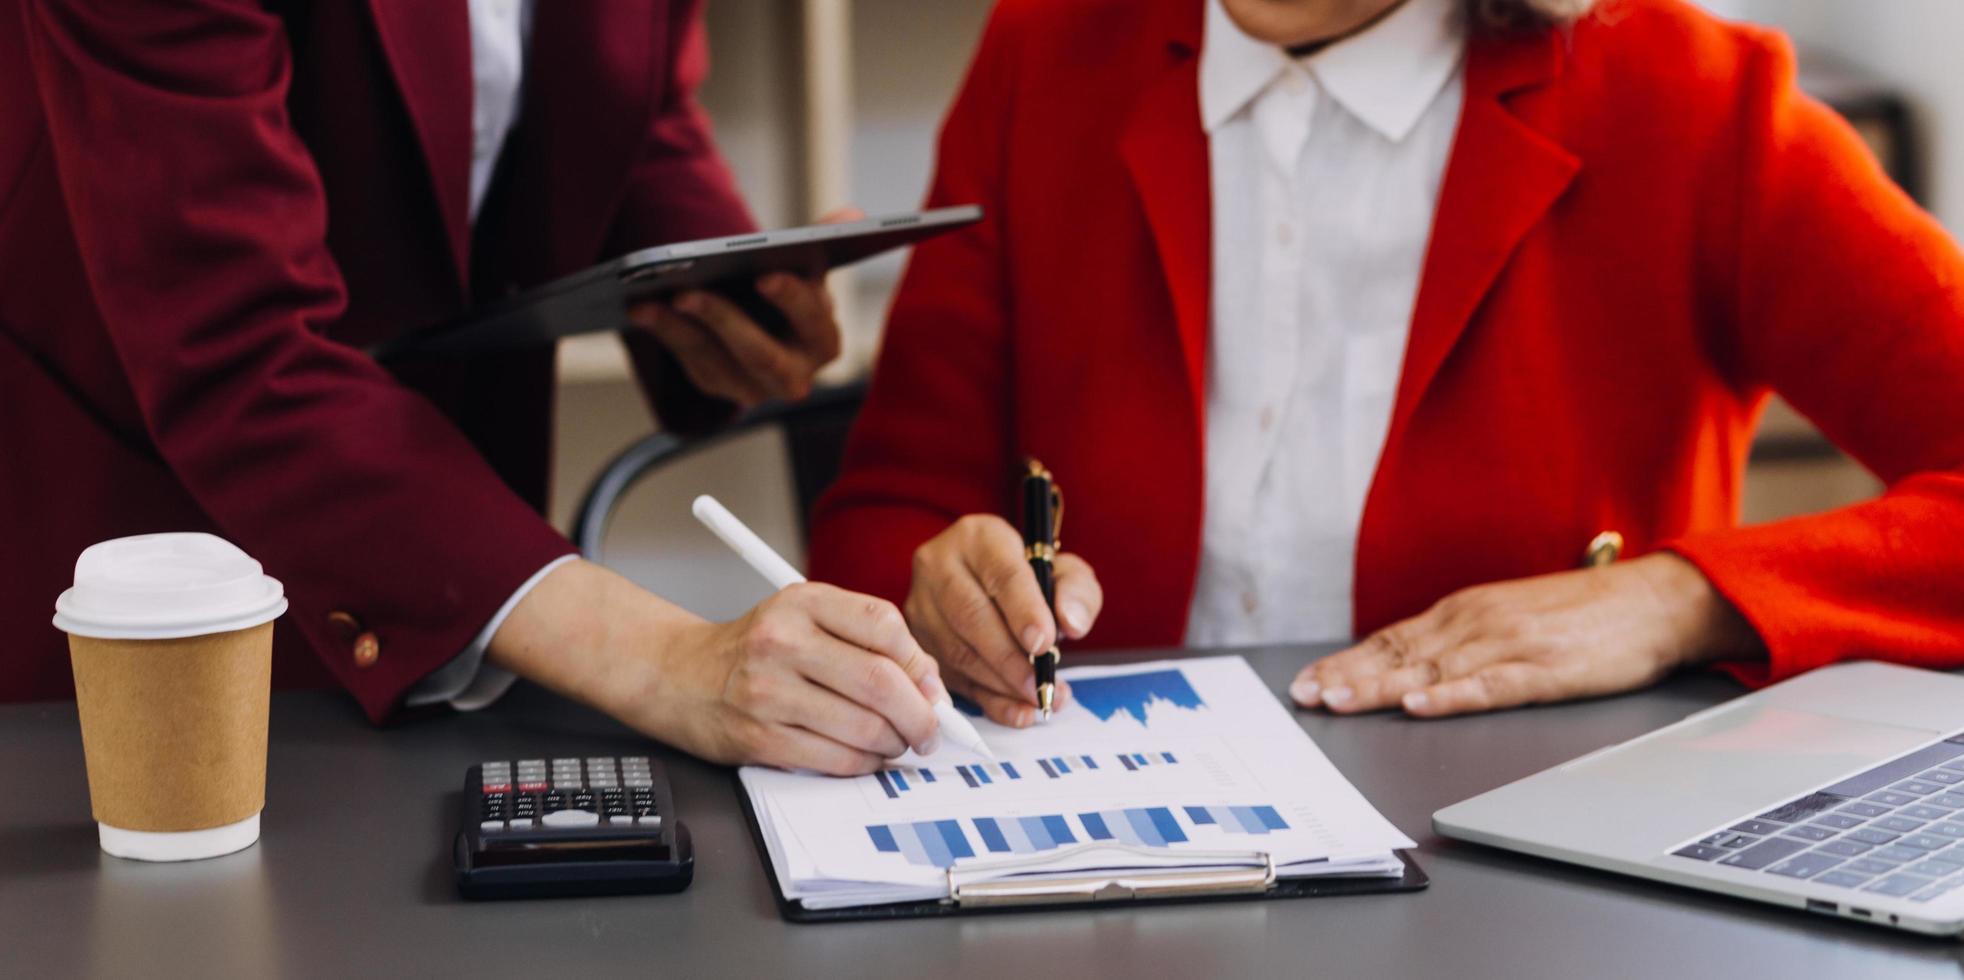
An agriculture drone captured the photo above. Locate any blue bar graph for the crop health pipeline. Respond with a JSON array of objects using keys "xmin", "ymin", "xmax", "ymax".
[
  {"xmin": 953, "ymin": 762, "xmax": 1023, "ymax": 786},
  {"xmin": 1070, "ymin": 669, "xmax": 1207, "ymax": 725},
  {"xmin": 879, "ymin": 754, "xmax": 1178, "ymax": 801},
  {"xmin": 873, "ymin": 767, "xmax": 940, "ymax": 798},
  {"xmin": 869, "ymin": 804, "xmax": 1293, "ymax": 868}
]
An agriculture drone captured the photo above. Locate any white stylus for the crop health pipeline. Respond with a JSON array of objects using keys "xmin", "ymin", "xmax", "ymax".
[{"xmin": 692, "ymin": 494, "xmax": 995, "ymax": 760}]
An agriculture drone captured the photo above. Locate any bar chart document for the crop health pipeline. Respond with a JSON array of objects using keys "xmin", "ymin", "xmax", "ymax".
[{"xmin": 740, "ymin": 656, "xmax": 1417, "ymax": 910}]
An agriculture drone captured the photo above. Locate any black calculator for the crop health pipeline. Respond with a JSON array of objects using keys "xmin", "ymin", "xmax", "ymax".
[{"xmin": 453, "ymin": 755, "xmax": 694, "ymax": 900}]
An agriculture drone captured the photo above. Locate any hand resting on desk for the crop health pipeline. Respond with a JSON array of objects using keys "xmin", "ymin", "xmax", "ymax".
[{"xmin": 1291, "ymin": 553, "xmax": 1765, "ymax": 718}]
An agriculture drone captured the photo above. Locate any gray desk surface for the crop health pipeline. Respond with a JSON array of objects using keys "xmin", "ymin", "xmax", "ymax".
[{"xmin": 4, "ymin": 644, "xmax": 1960, "ymax": 978}]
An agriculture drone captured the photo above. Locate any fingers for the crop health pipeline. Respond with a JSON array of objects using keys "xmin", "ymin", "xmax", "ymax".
[
  {"xmin": 755, "ymin": 273, "xmax": 842, "ymax": 365},
  {"xmin": 1293, "ymin": 610, "xmax": 1465, "ymax": 713},
  {"xmin": 1051, "ymin": 553, "xmax": 1104, "ymax": 640},
  {"xmin": 767, "ymin": 667, "xmax": 911, "ymax": 759},
  {"xmin": 628, "ymin": 301, "xmax": 764, "ymax": 406},
  {"xmin": 943, "ymin": 667, "xmax": 1043, "ymax": 730},
  {"xmin": 797, "ymin": 583, "xmax": 948, "ymax": 703},
  {"xmin": 784, "ymin": 586, "xmax": 942, "ymax": 754},
  {"xmin": 816, "ymin": 206, "xmax": 866, "ymax": 224},
  {"xmin": 960, "ymin": 517, "xmax": 1058, "ymax": 660},
  {"xmin": 675, "ymin": 289, "xmax": 819, "ymax": 402},
  {"xmin": 904, "ymin": 516, "xmax": 1090, "ymax": 726},
  {"xmin": 747, "ymin": 721, "xmax": 887, "ymax": 777},
  {"xmin": 904, "ymin": 578, "xmax": 1047, "ymax": 728},
  {"xmin": 1401, "ymin": 662, "xmax": 1556, "ymax": 718},
  {"xmin": 911, "ymin": 519, "xmax": 1039, "ymax": 702}
]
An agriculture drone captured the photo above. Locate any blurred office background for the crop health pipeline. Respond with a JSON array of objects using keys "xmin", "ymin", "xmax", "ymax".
[{"xmin": 552, "ymin": 0, "xmax": 1950, "ymax": 620}]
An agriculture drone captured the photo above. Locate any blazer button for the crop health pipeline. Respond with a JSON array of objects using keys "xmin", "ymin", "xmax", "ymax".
[
  {"xmin": 327, "ymin": 612, "xmax": 378, "ymax": 668},
  {"xmin": 326, "ymin": 611, "xmax": 362, "ymax": 641},
  {"xmin": 1584, "ymin": 531, "xmax": 1624, "ymax": 568},
  {"xmin": 352, "ymin": 632, "xmax": 381, "ymax": 669}
]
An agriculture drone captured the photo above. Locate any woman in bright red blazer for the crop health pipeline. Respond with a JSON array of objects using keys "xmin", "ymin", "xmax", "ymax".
[{"xmin": 809, "ymin": 0, "xmax": 1964, "ymax": 725}]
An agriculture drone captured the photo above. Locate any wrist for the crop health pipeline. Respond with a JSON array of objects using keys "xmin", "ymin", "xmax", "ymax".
[
  {"xmin": 486, "ymin": 559, "xmax": 703, "ymax": 718},
  {"xmin": 1640, "ymin": 552, "xmax": 1764, "ymax": 667}
]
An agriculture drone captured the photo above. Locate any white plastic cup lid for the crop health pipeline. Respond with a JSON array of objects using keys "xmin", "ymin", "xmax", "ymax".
[{"xmin": 53, "ymin": 533, "xmax": 288, "ymax": 640}]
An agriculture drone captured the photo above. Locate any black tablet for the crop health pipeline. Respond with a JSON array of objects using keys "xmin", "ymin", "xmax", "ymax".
[{"xmin": 376, "ymin": 205, "xmax": 982, "ymax": 360}]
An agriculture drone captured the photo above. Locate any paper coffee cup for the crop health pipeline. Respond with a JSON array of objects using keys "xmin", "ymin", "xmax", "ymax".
[{"xmin": 54, "ymin": 533, "xmax": 287, "ymax": 862}]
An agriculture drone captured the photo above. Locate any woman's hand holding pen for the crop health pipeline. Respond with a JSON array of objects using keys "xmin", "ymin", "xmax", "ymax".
[
  {"xmin": 904, "ymin": 515, "xmax": 1104, "ymax": 728},
  {"xmin": 487, "ymin": 559, "xmax": 947, "ymax": 776}
]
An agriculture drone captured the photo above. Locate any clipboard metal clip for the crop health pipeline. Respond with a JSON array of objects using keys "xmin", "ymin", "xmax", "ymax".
[{"xmin": 944, "ymin": 843, "xmax": 1277, "ymax": 908}]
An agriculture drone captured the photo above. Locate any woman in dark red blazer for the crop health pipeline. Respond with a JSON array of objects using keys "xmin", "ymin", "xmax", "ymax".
[
  {"xmin": 809, "ymin": 0, "xmax": 1964, "ymax": 724},
  {"xmin": 2, "ymin": 1, "xmax": 951, "ymax": 776}
]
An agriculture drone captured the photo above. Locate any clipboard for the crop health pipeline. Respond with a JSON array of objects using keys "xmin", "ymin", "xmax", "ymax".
[{"xmin": 734, "ymin": 776, "xmax": 1429, "ymax": 923}]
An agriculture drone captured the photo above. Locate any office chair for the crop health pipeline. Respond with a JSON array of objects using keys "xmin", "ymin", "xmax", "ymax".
[{"xmin": 571, "ymin": 380, "xmax": 868, "ymax": 560}]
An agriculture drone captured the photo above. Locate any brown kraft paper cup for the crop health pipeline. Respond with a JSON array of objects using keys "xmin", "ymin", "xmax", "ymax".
[{"xmin": 68, "ymin": 622, "xmax": 273, "ymax": 833}]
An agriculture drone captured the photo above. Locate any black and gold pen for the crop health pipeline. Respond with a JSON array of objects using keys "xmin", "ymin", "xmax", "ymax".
[{"xmin": 1021, "ymin": 459, "xmax": 1064, "ymax": 719}]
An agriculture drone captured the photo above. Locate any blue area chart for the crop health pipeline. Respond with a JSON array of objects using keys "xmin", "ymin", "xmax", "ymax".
[
  {"xmin": 1069, "ymin": 669, "xmax": 1207, "ymax": 725},
  {"xmin": 867, "ymin": 804, "xmax": 1292, "ymax": 869}
]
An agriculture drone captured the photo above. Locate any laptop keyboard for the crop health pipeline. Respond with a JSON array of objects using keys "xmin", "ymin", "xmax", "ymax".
[{"xmin": 1670, "ymin": 733, "xmax": 1964, "ymax": 903}]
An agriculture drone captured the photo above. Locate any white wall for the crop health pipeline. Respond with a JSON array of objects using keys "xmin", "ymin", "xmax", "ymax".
[{"xmin": 1716, "ymin": 0, "xmax": 1964, "ymax": 234}]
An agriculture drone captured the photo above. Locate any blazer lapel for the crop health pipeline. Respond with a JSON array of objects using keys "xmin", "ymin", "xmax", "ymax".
[
  {"xmin": 1118, "ymin": 7, "xmax": 1211, "ymax": 414},
  {"xmin": 365, "ymin": 0, "xmax": 474, "ymax": 291},
  {"xmin": 1387, "ymin": 30, "xmax": 1580, "ymax": 445}
]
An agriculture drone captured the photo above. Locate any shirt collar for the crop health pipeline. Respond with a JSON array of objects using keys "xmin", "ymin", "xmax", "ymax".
[{"xmin": 1200, "ymin": 0, "xmax": 1466, "ymax": 142}]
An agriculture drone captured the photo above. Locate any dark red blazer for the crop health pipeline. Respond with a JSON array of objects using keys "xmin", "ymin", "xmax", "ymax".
[
  {"xmin": 0, "ymin": 0, "xmax": 752, "ymax": 718},
  {"xmin": 810, "ymin": 0, "xmax": 1964, "ymax": 688}
]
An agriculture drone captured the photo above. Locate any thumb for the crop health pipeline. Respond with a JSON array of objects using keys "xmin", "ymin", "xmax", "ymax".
[{"xmin": 1053, "ymin": 553, "xmax": 1104, "ymax": 640}]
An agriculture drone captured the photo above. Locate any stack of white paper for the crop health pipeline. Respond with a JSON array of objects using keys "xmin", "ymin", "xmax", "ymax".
[{"xmin": 741, "ymin": 656, "xmax": 1417, "ymax": 911}]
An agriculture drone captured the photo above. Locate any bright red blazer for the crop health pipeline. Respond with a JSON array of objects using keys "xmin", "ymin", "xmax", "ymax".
[
  {"xmin": 810, "ymin": 0, "xmax": 1964, "ymax": 687},
  {"xmin": 0, "ymin": 1, "xmax": 751, "ymax": 717}
]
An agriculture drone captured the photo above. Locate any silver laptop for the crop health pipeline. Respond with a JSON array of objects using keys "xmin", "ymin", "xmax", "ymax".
[{"xmin": 1435, "ymin": 661, "xmax": 1964, "ymax": 936}]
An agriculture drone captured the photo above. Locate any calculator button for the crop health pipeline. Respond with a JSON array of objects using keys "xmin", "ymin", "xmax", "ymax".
[
  {"xmin": 542, "ymin": 809, "xmax": 600, "ymax": 829},
  {"xmin": 480, "ymin": 820, "xmax": 506, "ymax": 832},
  {"xmin": 636, "ymin": 814, "xmax": 662, "ymax": 829},
  {"xmin": 481, "ymin": 782, "xmax": 511, "ymax": 794},
  {"xmin": 508, "ymin": 817, "xmax": 535, "ymax": 830}
]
